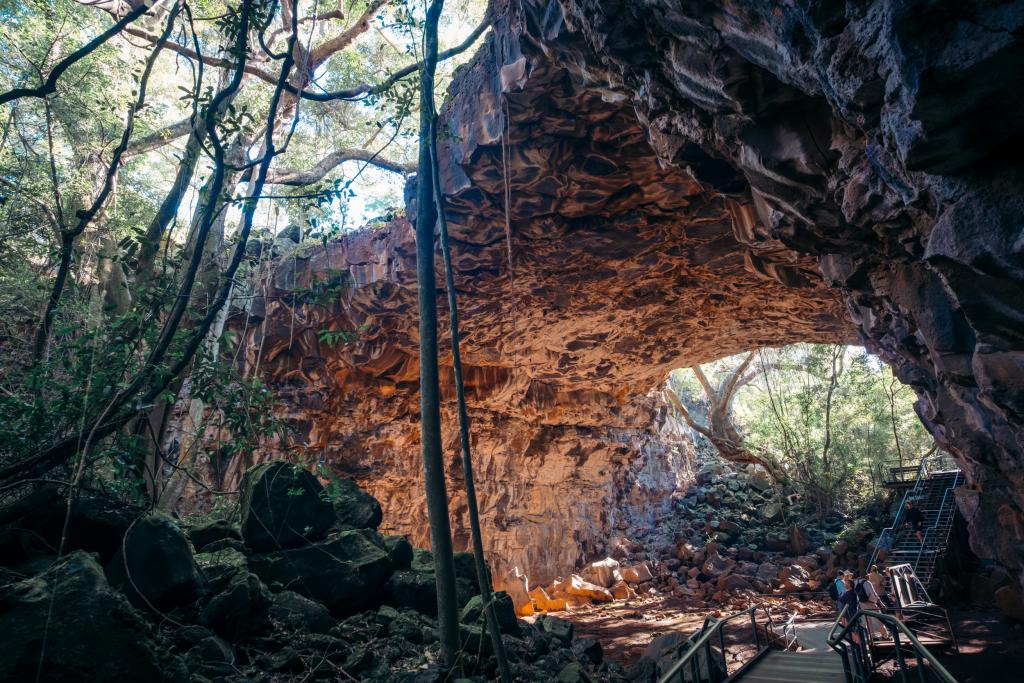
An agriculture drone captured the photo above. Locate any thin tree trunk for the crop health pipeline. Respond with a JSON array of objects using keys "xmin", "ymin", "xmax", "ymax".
[
  {"xmin": 429, "ymin": 106, "xmax": 512, "ymax": 680},
  {"xmin": 415, "ymin": 0, "xmax": 460, "ymax": 670}
]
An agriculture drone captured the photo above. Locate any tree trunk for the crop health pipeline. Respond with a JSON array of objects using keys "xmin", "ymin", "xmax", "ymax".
[
  {"xmin": 429, "ymin": 89, "xmax": 512, "ymax": 681},
  {"xmin": 415, "ymin": 0, "xmax": 461, "ymax": 669}
]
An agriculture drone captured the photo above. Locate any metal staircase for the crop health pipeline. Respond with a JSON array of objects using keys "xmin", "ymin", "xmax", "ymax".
[{"xmin": 870, "ymin": 453, "xmax": 963, "ymax": 591}]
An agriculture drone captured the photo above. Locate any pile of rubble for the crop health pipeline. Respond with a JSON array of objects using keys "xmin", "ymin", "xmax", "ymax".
[{"xmin": 509, "ymin": 457, "xmax": 876, "ymax": 616}]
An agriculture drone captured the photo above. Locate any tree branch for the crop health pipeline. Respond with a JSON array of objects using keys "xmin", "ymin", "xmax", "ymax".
[
  {"xmin": 286, "ymin": 11, "xmax": 491, "ymax": 101},
  {"xmin": 690, "ymin": 364, "xmax": 716, "ymax": 402},
  {"xmin": 263, "ymin": 147, "xmax": 413, "ymax": 184},
  {"xmin": 123, "ymin": 116, "xmax": 193, "ymax": 156},
  {"xmin": 0, "ymin": 2, "xmax": 152, "ymax": 106},
  {"xmin": 718, "ymin": 351, "xmax": 756, "ymax": 406},
  {"xmin": 309, "ymin": 0, "xmax": 389, "ymax": 68},
  {"xmin": 664, "ymin": 385, "xmax": 715, "ymax": 440},
  {"xmin": 0, "ymin": 177, "xmax": 62, "ymax": 240}
]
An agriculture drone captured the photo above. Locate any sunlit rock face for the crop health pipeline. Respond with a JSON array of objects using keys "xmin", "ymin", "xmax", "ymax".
[
  {"xmin": 528, "ymin": 0, "xmax": 1024, "ymax": 588},
  {"xmin": 224, "ymin": 1, "xmax": 853, "ymax": 585}
]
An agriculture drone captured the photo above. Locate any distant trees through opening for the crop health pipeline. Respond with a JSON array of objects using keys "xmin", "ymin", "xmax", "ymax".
[{"xmin": 666, "ymin": 344, "xmax": 934, "ymax": 517}]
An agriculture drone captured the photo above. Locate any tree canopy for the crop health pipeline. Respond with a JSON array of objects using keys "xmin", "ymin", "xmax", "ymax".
[
  {"xmin": 0, "ymin": 0, "xmax": 487, "ymax": 504},
  {"xmin": 669, "ymin": 344, "xmax": 934, "ymax": 514}
]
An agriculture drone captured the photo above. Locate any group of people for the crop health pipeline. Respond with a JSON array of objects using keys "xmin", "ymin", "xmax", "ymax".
[{"xmin": 830, "ymin": 565, "xmax": 894, "ymax": 638}]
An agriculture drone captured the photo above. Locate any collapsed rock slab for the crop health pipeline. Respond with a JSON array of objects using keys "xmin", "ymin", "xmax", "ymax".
[
  {"xmin": 529, "ymin": 585, "xmax": 568, "ymax": 612},
  {"xmin": 250, "ymin": 528, "xmax": 392, "ymax": 615},
  {"xmin": 620, "ymin": 562, "xmax": 653, "ymax": 584},
  {"xmin": 202, "ymin": 572, "xmax": 271, "ymax": 640},
  {"xmin": 240, "ymin": 461, "xmax": 335, "ymax": 552},
  {"xmin": 564, "ymin": 575, "xmax": 613, "ymax": 603},
  {"xmin": 328, "ymin": 477, "xmax": 384, "ymax": 530},
  {"xmin": 580, "ymin": 557, "xmax": 621, "ymax": 588},
  {"xmin": 0, "ymin": 551, "xmax": 177, "ymax": 681},
  {"xmin": 106, "ymin": 512, "xmax": 201, "ymax": 610}
]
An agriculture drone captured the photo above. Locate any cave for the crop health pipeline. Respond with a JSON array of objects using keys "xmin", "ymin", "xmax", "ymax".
[
  {"xmin": 224, "ymin": 0, "xmax": 1024, "ymax": 609},
  {"xmin": 3, "ymin": 0, "xmax": 1023, "ymax": 680}
]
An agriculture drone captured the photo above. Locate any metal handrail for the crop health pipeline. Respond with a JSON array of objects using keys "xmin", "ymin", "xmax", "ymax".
[
  {"xmin": 913, "ymin": 476, "xmax": 959, "ymax": 570},
  {"xmin": 827, "ymin": 608, "xmax": 959, "ymax": 683},
  {"xmin": 868, "ymin": 454, "xmax": 959, "ymax": 571},
  {"xmin": 657, "ymin": 604, "xmax": 780, "ymax": 683}
]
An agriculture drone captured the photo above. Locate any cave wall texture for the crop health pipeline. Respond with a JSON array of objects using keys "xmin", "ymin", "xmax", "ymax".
[{"xmin": 226, "ymin": 0, "xmax": 1024, "ymax": 594}]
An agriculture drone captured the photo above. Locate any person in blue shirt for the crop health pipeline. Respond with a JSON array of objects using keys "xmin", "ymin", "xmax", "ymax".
[
  {"xmin": 830, "ymin": 572, "xmax": 847, "ymax": 605},
  {"xmin": 837, "ymin": 572, "xmax": 862, "ymax": 644}
]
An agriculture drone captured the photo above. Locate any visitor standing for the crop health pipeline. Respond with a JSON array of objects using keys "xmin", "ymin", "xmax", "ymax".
[
  {"xmin": 855, "ymin": 574, "xmax": 884, "ymax": 637},
  {"xmin": 902, "ymin": 500, "xmax": 926, "ymax": 544}
]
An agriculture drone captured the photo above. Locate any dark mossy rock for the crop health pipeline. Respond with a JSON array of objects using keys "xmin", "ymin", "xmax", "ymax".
[
  {"xmin": 194, "ymin": 547, "xmax": 249, "ymax": 590},
  {"xmin": 239, "ymin": 461, "xmax": 335, "ymax": 552},
  {"xmin": 249, "ymin": 528, "xmax": 392, "ymax": 615},
  {"xmin": 173, "ymin": 624, "xmax": 215, "ymax": 650},
  {"xmin": 201, "ymin": 572, "xmax": 271, "ymax": 640},
  {"xmin": 185, "ymin": 635, "xmax": 235, "ymax": 678},
  {"xmin": 404, "ymin": 548, "xmax": 487, "ymax": 610},
  {"xmin": 198, "ymin": 536, "xmax": 246, "ymax": 554},
  {"xmin": 329, "ymin": 477, "xmax": 383, "ymax": 530},
  {"xmin": 557, "ymin": 662, "xmax": 594, "ymax": 682},
  {"xmin": 381, "ymin": 534, "xmax": 414, "ymax": 570},
  {"xmin": 188, "ymin": 519, "xmax": 242, "ymax": 551},
  {"xmin": 410, "ymin": 547, "xmax": 435, "ymax": 572},
  {"xmin": 388, "ymin": 570, "xmax": 440, "ymax": 615},
  {"xmin": 459, "ymin": 590, "xmax": 520, "ymax": 636},
  {"xmin": 572, "ymin": 636, "xmax": 604, "ymax": 664},
  {"xmin": 535, "ymin": 614, "xmax": 574, "ymax": 646},
  {"xmin": 106, "ymin": 512, "xmax": 202, "ymax": 609},
  {"xmin": 389, "ymin": 665, "xmax": 448, "ymax": 682},
  {"xmin": 2, "ymin": 493, "xmax": 140, "ymax": 565},
  {"xmin": 270, "ymin": 589, "xmax": 335, "ymax": 633},
  {"xmin": 0, "ymin": 551, "xmax": 182, "ymax": 682}
]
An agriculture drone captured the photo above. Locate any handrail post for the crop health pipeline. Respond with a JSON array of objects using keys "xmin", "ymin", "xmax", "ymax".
[{"xmin": 892, "ymin": 624, "xmax": 909, "ymax": 680}]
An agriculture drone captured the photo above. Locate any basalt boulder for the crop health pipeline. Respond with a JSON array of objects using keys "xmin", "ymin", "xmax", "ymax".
[
  {"xmin": 249, "ymin": 528, "xmax": 392, "ymax": 615},
  {"xmin": 240, "ymin": 461, "xmax": 335, "ymax": 552},
  {"xmin": 270, "ymin": 589, "xmax": 336, "ymax": 633},
  {"xmin": 0, "ymin": 551, "xmax": 180, "ymax": 682},
  {"xmin": 329, "ymin": 477, "xmax": 384, "ymax": 531},
  {"xmin": 459, "ymin": 590, "xmax": 521, "ymax": 635},
  {"xmin": 189, "ymin": 519, "xmax": 242, "ymax": 551},
  {"xmin": 1, "ymin": 492, "xmax": 140, "ymax": 565},
  {"xmin": 202, "ymin": 572, "xmax": 272, "ymax": 640},
  {"xmin": 106, "ymin": 512, "xmax": 202, "ymax": 610}
]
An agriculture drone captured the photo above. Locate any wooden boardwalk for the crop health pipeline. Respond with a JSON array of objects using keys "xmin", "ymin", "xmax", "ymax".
[{"xmin": 734, "ymin": 623, "xmax": 846, "ymax": 683}]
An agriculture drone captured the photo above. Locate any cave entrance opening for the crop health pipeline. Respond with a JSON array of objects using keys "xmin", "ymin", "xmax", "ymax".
[
  {"xmin": 662, "ymin": 343, "xmax": 935, "ymax": 519},
  {"xmin": 541, "ymin": 344, "xmax": 942, "ymax": 665}
]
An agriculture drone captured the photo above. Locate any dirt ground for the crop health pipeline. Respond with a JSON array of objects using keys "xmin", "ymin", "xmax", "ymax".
[
  {"xmin": 562, "ymin": 598, "xmax": 1024, "ymax": 681},
  {"xmin": 934, "ymin": 609, "xmax": 1024, "ymax": 683},
  {"xmin": 559, "ymin": 595, "xmax": 715, "ymax": 665},
  {"xmin": 557, "ymin": 595, "xmax": 835, "ymax": 668}
]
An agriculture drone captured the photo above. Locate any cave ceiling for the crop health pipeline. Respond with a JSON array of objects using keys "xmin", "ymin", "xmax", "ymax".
[{"xmin": 234, "ymin": 0, "xmax": 1024, "ymax": 590}]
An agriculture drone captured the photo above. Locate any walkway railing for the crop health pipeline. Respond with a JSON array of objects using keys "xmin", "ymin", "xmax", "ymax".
[
  {"xmin": 867, "ymin": 452, "xmax": 961, "ymax": 579},
  {"xmin": 827, "ymin": 606, "xmax": 959, "ymax": 683},
  {"xmin": 657, "ymin": 604, "xmax": 784, "ymax": 683},
  {"xmin": 913, "ymin": 473, "xmax": 963, "ymax": 572}
]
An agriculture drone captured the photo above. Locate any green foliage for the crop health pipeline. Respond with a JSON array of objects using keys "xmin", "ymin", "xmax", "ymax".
[
  {"xmin": 0, "ymin": 0, "xmax": 490, "ymax": 510},
  {"xmin": 672, "ymin": 345, "xmax": 934, "ymax": 515}
]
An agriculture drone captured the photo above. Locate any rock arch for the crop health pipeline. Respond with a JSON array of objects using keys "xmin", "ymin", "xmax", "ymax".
[{"xmin": 230, "ymin": 0, "xmax": 1024, "ymax": 594}]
